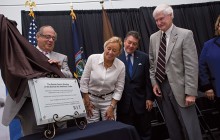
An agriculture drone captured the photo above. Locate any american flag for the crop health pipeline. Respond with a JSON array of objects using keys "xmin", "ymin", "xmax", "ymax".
[{"xmin": 28, "ymin": 18, "xmax": 37, "ymax": 47}]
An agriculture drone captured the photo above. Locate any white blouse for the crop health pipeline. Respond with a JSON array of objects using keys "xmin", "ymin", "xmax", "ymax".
[{"xmin": 80, "ymin": 53, "xmax": 125, "ymax": 101}]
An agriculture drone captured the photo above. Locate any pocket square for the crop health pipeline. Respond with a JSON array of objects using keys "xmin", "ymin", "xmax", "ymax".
[{"xmin": 138, "ymin": 63, "xmax": 142, "ymax": 65}]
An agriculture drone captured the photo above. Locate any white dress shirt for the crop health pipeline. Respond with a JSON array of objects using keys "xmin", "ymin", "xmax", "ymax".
[
  {"xmin": 124, "ymin": 49, "xmax": 134, "ymax": 65},
  {"xmin": 163, "ymin": 24, "xmax": 174, "ymax": 49},
  {"xmin": 80, "ymin": 53, "xmax": 125, "ymax": 101}
]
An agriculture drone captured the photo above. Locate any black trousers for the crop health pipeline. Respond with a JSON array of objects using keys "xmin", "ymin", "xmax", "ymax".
[
  {"xmin": 215, "ymin": 97, "xmax": 220, "ymax": 112},
  {"xmin": 117, "ymin": 102, "xmax": 152, "ymax": 140}
]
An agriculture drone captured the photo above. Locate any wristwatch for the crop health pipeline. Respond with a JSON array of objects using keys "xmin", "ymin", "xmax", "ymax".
[{"xmin": 109, "ymin": 104, "xmax": 115, "ymax": 109}]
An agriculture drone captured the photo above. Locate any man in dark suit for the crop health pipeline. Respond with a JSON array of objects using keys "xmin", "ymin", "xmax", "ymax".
[
  {"xmin": 117, "ymin": 31, "xmax": 154, "ymax": 140},
  {"xmin": 149, "ymin": 4, "xmax": 202, "ymax": 140},
  {"xmin": 2, "ymin": 26, "xmax": 72, "ymax": 136}
]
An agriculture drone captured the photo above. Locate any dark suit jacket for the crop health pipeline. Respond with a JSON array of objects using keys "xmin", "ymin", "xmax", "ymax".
[{"xmin": 117, "ymin": 50, "xmax": 154, "ymax": 114}]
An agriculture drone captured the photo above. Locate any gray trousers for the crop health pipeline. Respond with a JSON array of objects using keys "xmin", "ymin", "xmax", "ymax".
[{"xmin": 157, "ymin": 79, "xmax": 203, "ymax": 140}]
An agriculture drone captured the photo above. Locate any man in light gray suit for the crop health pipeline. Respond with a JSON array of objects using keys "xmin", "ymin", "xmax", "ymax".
[
  {"xmin": 2, "ymin": 26, "xmax": 73, "ymax": 136},
  {"xmin": 149, "ymin": 4, "xmax": 202, "ymax": 140}
]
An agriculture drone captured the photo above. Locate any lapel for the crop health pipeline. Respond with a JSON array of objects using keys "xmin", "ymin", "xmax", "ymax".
[
  {"xmin": 49, "ymin": 51, "xmax": 55, "ymax": 59},
  {"xmin": 155, "ymin": 31, "xmax": 161, "ymax": 60},
  {"xmin": 120, "ymin": 50, "xmax": 127, "ymax": 64},
  {"xmin": 166, "ymin": 26, "xmax": 178, "ymax": 63}
]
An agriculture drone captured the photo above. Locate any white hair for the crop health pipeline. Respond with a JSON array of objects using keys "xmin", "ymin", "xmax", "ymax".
[{"xmin": 153, "ymin": 4, "xmax": 174, "ymax": 19}]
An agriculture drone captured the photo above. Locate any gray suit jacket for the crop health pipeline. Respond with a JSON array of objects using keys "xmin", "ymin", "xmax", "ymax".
[
  {"xmin": 149, "ymin": 25, "xmax": 198, "ymax": 107},
  {"xmin": 2, "ymin": 51, "xmax": 72, "ymax": 126},
  {"xmin": 50, "ymin": 51, "xmax": 73, "ymax": 78}
]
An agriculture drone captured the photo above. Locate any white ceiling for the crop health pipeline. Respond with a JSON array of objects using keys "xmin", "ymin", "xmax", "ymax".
[{"xmin": 0, "ymin": 0, "xmax": 218, "ymax": 32}]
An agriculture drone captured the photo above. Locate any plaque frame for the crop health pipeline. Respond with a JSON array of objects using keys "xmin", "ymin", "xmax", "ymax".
[{"xmin": 28, "ymin": 78, "xmax": 86, "ymax": 125}]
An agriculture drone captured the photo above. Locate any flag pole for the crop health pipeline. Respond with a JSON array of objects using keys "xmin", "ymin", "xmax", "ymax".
[
  {"xmin": 101, "ymin": 0, "xmax": 114, "ymax": 43},
  {"xmin": 25, "ymin": 0, "xmax": 37, "ymax": 47},
  {"xmin": 70, "ymin": 2, "xmax": 78, "ymax": 80}
]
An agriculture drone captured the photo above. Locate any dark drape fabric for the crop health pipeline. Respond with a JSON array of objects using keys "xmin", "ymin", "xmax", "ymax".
[
  {"xmin": 21, "ymin": 1, "xmax": 220, "ymax": 73},
  {"xmin": 172, "ymin": 3, "xmax": 220, "ymax": 54},
  {"xmin": 75, "ymin": 10, "xmax": 103, "ymax": 56},
  {"xmin": 0, "ymin": 14, "xmax": 65, "ymax": 102},
  {"xmin": 102, "ymin": 7, "xmax": 114, "ymax": 43},
  {"xmin": 108, "ymin": 9, "xmax": 148, "ymax": 52}
]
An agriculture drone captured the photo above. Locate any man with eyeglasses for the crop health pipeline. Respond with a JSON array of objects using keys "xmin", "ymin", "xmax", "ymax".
[
  {"xmin": 149, "ymin": 4, "xmax": 202, "ymax": 140},
  {"xmin": 18, "ymin": 26, "xmax": 72, "ymax": 135},
  {"xmin": 36, "ymin": 25, "xmax": 73, "ymax": 78},
  {"xmin": 2, "ymin": 25, "xmax": 73, "ymax": 136}
]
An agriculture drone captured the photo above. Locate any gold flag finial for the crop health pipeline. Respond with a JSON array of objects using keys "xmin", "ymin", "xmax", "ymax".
[
  {"xmin": 25, "ymin": 0, "xmax": 36, "ymax": 18},
  {"xmin": 70, "ymin": 2, "xmax": 76, "ymax": 21},
  {"xmin": 100, "ymin": 0, "xmax": 104, "ymax": 4},
  {"xmin": 100, "ymin": 0, "xmax": 104, "ymax": 8}
]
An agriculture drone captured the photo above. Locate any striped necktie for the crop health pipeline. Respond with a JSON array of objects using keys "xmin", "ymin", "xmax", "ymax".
[{"xmin": 156, "ymin": 32, "xmax": 166, "ymax": 83}]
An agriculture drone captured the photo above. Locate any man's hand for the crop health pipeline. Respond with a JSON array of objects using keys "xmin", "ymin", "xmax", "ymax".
[
  {"xmin": 153, "ymin": 84, "xmax": 162, "ymax": 97},
  {"xmin": 185, "ymin": 95, "xmax": 196, "ymax": 106},
  {"xmin": 146, "ymin": 100, "xmax": 153, "ymax": 111},
  {"xmin": 48, "ymin": 59, "xmax": 61, "ymax": 69}
]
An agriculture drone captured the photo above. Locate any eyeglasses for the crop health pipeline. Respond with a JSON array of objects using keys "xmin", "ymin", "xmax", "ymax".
[{"xmin": 40, "ymin": 34, "xmax": 57, "ymax": 41}]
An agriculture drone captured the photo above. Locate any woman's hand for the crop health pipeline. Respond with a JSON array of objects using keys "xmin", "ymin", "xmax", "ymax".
[
  {"xmin": 85, "ymin": 102, "xmax": 94, "ymax": 118},
  {"xmin": 205, "ymin": 89, "xmax": 215, "ymax": 100},
  {"xmin": 83, "ymin": 93, "xmax": 94, "ymax": 118},
  {"xmin": 105, "ymin": 105, "xmax": 115, "ymax": 120}
]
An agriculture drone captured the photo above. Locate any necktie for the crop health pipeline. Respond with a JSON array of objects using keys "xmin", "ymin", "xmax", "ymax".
[
  {"xmin": 156, "ymin": 32, "xmax": 166, "ymax": 83},
  {"xmin": 43, "ymin": 51, "xmax": 48, "ymax": 55},
  {"xmin": 42, "ymin": 51, "xmax": 49, "ymax": 58},
  {"xmin": 127, "ymin": 54, "xmax": 133, "ymax": 77}
]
